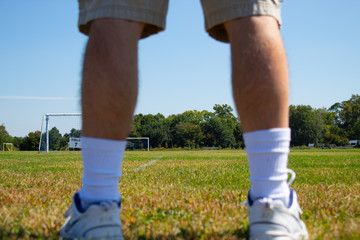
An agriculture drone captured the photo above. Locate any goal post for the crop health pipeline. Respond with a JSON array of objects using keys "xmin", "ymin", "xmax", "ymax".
[
  {"xmin": 2, "ymin": 143, "xmax": 13, "ymax": 151},
  {"xmin": 39, "ymin": 113, "xmax": 82, "ymax": 153},
  {"xmin": 39, "ymin": 113, "xmax": 150, "ymax": 152}
]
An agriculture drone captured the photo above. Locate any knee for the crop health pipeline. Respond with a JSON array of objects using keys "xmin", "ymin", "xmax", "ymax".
[{"xmin": 224, "ymin": 16, "xmax": 280, "ymax": 43}]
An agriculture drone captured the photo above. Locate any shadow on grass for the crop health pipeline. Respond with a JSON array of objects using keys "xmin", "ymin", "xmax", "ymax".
[
  {"xmin": 0, "ymin": 227, "xmax": 249, "ymax": 240},
  {"xmin": 126, "ymin": 227, "xmax": 249, "ymax": 240}
]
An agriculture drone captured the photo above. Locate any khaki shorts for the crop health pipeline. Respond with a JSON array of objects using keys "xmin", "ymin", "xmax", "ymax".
[{"xmin": 78, "ymin": 0, "xmax": 282, "ymax": 43}]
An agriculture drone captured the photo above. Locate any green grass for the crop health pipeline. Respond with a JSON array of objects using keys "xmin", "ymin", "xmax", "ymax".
[{"xmin": 0, "ymin": 150, "xmax": 359, "ymax": 239}]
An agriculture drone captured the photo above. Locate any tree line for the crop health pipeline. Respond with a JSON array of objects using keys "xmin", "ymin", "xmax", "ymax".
[
  {"xmin": 0, "ymin": 127, "xmax": 82, "ymax": 151},
  {"xmin": 290, "ymin": 94, "xmax": 360, "ymax": 146},
  {"xmin": 1, "ymin": 95, "xmax": 359, "ymax": 151}
]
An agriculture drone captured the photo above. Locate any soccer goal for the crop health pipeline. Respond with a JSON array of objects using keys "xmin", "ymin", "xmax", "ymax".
[
  {"xmin": 39, "ymin": 113, "xmax": 82, "ymax": 152},
  {"xmin": 2, "ymin": 143, "xmax": 13, "ymax": 151},
  {"xmin": 39, "ymin": 113, "xmax": 150, "ymax": 152}
]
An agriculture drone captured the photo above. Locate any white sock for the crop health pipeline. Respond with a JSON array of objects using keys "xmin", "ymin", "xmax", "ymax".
[
  {"xmin": 79, "ymin": 136, "xmax": 126, "ymax": 203},
  {"xmin": 243, "ymin": 128, "xmax": 291, "ymax": 206}
]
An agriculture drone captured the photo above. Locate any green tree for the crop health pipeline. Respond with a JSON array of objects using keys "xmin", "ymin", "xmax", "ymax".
[
  {"xmin": 213, "ymin": 104, "xmax": 238, "ymax": 127},
  {"xmin": 212, "ymin": 104, "xmax": 238, "ymax": 148},
  {"xmin": 313, "ymin": 108, "xmax": 327, "ymax": 145},
  {"xmin": 201, "ymin": 115, "xmax": 236, "ymax": 148},
  {"xmin": 233, "ymin": 120, "xmax": 244, "ymax": 148},
  {"xmin": 12, "ymin": 137, "xmax": 24, "ymax": 150},
  {"xmin": 0, "ymin": 124, "xmax": 12, "ymax": 149},
  {"xmin": 289, "ymin": 105, "xmax": 325, "ymax": 146},
  {"xmin": 329, "ymin": 94, "xmax": 360, "ymax": 140},
  {"xmin": 21, "ymin": 131, "xmax": 41, "ymax": 151},
  {"xmin": 129, "ymin": 114, "xmax": 144, "ymax": 137},
  {"xmin": 132, "ymin": 113, "xmax": 170, "ymax": 148},
  {"xmin": 213, "ymin": 104, "xmax": 233, "ymax": 117},
  {"xmin": 69, "ymin": 128, "xmax": 81, "ymax": 138},
  {"xmin": 323, "ymin": 125, "xmax": 349, "ymax": 146},
  {"xmin": 173, "ymin": 122, "xmax": 203, "ymax": 148},
  {"xmin": 168, "ymin": 110, "xmax": 205, "ymax": 148},
  {"xmin": 49, "ymin": 127, "xmax": 62, "ymax": 150}
]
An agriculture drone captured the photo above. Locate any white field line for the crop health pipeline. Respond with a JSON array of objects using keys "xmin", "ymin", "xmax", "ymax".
[{"xmin": 132, "ymin": 155, "xmax": 164, "ymax": 172}]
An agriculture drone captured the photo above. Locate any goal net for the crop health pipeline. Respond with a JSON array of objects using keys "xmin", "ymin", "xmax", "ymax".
[
  {"xmin": 39, "ymin": 113, "xmax": 82, "ymax": 152},
  {"xmin": 39, "ymin": 113, "xmax": 150, "ymax": 152}
]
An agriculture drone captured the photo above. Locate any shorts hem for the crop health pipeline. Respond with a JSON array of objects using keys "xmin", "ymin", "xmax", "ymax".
[
  {"xmin": 204, "ymin": 1, "xmax": 282, "ymax": 43},
  {"xmin": 78, "ymin": 4, "xmax": 167, "ymax": 38}
]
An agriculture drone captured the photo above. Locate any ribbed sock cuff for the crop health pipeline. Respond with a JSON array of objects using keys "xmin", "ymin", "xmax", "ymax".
[
  {"xmin": 79, "ymin": 136, "xmax": 126, "ymax": 202},
  {"xmin": 244, "ymin": 128, "xmax": 291, "ymax": 205}
]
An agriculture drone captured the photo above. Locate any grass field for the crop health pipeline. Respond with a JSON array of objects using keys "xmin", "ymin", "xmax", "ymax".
[{"xmin": 0, "ymin": 149, "xmax": 360, "ymax": 239}]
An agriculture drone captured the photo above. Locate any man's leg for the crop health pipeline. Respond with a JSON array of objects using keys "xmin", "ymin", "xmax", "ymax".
[
  {"xmin": 80, "ymin": 18, "xmax": 143, "ymax": 201},
  {"xmin": 60, "ymin": 19, "xmax": 143, "ymax": 240},
  {"xmin": 225, "ymin": 17, "xmax": 308, "ymax": 239},
  {"xmin": 225, "ymin": 16, "xmax": 288, "ymax": 133},
  {"xmin": 82, "ymin": 19, "xmax": 143, "ymax": 140},
  {"xmin": 225, "ymin": 16, "xmax": 291, "ymax": 203},
  {"xmin": 61, "ymin": 0, "xmax": 168, "ymax": 238}
]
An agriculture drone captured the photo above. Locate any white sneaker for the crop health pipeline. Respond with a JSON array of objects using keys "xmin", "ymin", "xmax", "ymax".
[
  {"xmin": 60, "ymin": 192, "xmax": 123, "ymax": 240},
  {"xmin": 247, "ymin": 189, "xmax": 308, "ymax": 240}
]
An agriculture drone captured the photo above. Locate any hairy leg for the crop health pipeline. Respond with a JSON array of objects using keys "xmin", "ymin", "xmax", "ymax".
[
  {"xmin": 81, "ymin": 19, "xmax": 144, "ymax": 140},
  {"xmin": 60, "ymin": 19, "xmax": 145, "ymax": 239},
  {"xmin": 225, "ymin": 16, "xmax": 289, "ymax": 132},
  {"xmin": 225, "ymin": 16, "xmax": 292, "ymax": 204}
]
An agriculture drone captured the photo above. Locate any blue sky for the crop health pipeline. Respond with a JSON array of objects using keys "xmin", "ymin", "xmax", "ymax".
[{"xmin": 1, "ymin": 0, "xmax": 359, "ymax": 137}]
